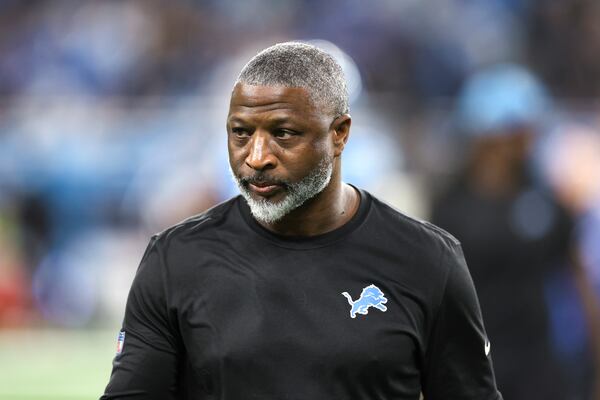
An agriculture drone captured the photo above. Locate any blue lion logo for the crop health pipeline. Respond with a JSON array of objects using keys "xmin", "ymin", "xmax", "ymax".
[{"xmin": 341, "ymin": 284, "xmax": 388, "ymax": 318}]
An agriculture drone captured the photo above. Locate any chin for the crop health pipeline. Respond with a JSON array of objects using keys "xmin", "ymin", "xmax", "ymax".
[{"xmin": 244, "ymin": 193, "xmax": 295, "ymax": 224}]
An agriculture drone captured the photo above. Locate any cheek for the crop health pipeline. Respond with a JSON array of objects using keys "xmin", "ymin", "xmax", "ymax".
[
  {"xmin": 285, "ymin": 143, "xmax": 329, "ymax": 177},
  {"xmin": 309, "ymin": 134, "xmax": 334, "ymax": 162},
  {"xmin": 226, "ymin": 145, "xmax": 235, "ymax": 169},
  {"xmin": 311, "ymin": 130, "xmax": 335, "ymax": 155},
  {"xmin": 227, "ymin": 141, "xmax": 244, "ymax": 169}
]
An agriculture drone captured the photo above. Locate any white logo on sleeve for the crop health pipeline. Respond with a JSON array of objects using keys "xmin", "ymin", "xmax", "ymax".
[
  {"xmin": 116, "ymin": 331, "xmax": 125, "ymax": 355},
  {"xmin": 484, "ymin": 339, "xmax": 491, "ymax": 356}
]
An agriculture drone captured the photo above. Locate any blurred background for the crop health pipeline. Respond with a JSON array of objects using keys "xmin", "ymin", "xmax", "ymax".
[{"xmin": 0, "ymin": 0, "xmax": 599, "ymax": 399}]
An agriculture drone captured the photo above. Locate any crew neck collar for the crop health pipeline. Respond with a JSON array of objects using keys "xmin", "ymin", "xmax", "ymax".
[{"xmin": 237, "ymin": 185, "xmax": 371, "ymax": 249}]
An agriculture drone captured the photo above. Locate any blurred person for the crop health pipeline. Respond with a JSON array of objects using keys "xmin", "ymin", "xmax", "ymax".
[
  {"xmin": 0, "ymin": 203, "xmax": 32, "ymax": 326},
  {"xmin": 543, "ymin": 124, "xmax": 600, "ymax": 399},
  {"xmin": 431, "ymin": 65, "xmax": 573, "ymax": 400},
  {"xmin": 15, "ymin": 191, "xmax": 51, "ymax": 274},
  {"xmin": 101, "ymin": 42, "xmax": 502, "ymax": 399}
]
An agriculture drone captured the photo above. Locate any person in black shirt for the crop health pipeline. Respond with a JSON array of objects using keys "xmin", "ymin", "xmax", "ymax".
[{"xmin": 101, "ymin": 42, "xmax": 502, "ymax": 400}]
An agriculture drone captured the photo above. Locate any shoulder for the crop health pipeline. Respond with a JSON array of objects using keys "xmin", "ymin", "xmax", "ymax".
[
  {"xmin": 151, "ymin": 196, "xmax": 242, "ymax": 247},
  {"xmin": 360, "ymin": 190, "xmax": 467, "ymax": 311},
  {"xmin": 366, "ymin": 191, "xmax": 461, "ymax": 252},
  {"xmin": 361, "ymin": 190, "xmax": 465, "ymax": 290}
]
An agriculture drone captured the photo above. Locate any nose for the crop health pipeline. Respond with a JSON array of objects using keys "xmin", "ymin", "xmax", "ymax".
[{"xmin": 245, "ymin": 131, "xmax": 277, "ymax": 171}]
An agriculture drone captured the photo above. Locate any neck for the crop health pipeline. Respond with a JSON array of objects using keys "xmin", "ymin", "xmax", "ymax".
[{"xmin": 256, "ymin": 175, "xmax": 360, "ymax": 237}]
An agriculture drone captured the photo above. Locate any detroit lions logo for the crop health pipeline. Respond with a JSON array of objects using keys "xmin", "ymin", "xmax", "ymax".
[{"xmin": 341, "ymin": 284, "xmax": 388, "ymax": 318}]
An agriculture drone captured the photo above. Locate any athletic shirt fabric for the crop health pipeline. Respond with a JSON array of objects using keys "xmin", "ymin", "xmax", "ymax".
[{"xmin": 101, "ymin": 189, "xmax": 502, "ymax": 400}]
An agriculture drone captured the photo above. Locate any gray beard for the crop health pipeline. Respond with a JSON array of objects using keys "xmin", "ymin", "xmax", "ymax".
[{"xmin": 230, "ymin": 157, "xmax": 334, "ymax": 224}]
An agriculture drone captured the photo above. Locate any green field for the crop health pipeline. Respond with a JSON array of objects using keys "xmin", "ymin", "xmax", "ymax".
[{"xmin": 0, "ymin": 329, "xmax": 116, "ymax": 400}]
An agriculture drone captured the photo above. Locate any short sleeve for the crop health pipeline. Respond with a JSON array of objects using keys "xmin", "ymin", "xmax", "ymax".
[
  {"xmin": 422, "ymin": 243, "xmax": 503, "ymax": 400},
  {"xmin": 100, "ymin": 236, "xmax": 181, "ymax": 400}
]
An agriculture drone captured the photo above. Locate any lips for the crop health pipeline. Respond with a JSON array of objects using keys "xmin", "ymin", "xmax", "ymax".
[{"xmin": 248, "ymin": 182, "xmax": 282, "ymax": 196}]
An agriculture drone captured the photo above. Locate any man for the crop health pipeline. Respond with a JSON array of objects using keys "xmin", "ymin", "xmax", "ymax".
[{"xmin": 101, "ymin": 42, "xmax": 502, "ymax": 399}]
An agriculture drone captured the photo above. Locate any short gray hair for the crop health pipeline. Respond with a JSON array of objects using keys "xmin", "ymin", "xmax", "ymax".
[{"xmin": 236, "ymin": 41, "xmax": 349, "ymax": 117}]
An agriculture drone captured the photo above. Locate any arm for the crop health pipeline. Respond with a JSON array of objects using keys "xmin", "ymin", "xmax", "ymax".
[
  {"xmin": 422, "ymin": 243, "xmax": 503, "ymax": 400},
  {"xmin": 100, "ymin": 237, "xmax": 181, "ymax": 400}
]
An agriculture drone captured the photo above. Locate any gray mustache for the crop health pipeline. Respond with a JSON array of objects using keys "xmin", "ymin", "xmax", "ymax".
[{"xmin": 239, "ymin": 175, "xmax": 288, "ymax": 188}]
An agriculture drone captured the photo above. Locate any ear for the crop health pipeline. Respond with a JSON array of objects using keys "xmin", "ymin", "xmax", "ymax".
[{"xmin": 330, "ymin": 114, "xmax": 351, "ymax": 157}]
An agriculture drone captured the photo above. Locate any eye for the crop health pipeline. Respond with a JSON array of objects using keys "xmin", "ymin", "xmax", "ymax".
[
  {"xmin": 231, "ymin": 127, "xmax": 251, "ymax": 138},
  {"xmin": 273, "ymin": 129, "xmax": 298, "ymax": 140}
]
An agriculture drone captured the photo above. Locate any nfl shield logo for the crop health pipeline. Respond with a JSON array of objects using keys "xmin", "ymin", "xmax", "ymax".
[{"xmin": 116, "ymin": 331, "xmax": 125, "ymax": 355}]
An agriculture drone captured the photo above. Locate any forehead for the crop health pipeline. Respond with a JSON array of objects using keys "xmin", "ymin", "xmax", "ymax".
[{"xmin": 228, "ymin": 84, "xmax": 322, "ymax": 122}]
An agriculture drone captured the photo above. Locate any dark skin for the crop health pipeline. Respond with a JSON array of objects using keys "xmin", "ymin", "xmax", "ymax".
[{"xmin": 227, "ymin": 83, "xmax": 359, "ymax": 236}]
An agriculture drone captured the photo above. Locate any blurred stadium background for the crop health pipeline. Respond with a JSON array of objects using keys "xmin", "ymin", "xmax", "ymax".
[{"xmin": 1, "ymin": 0, "xmax": 599, "ymax": 399}]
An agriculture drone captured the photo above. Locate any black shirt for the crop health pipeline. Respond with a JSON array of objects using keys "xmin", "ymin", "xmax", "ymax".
[{"xmin": 101, "ymin": 189, "xmax": 502, "ymax": 399}]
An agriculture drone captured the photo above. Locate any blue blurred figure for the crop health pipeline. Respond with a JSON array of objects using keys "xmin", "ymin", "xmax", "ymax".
[{"xmin": 431, "ymin": 65, "xmax": 574, "ymax": 400}]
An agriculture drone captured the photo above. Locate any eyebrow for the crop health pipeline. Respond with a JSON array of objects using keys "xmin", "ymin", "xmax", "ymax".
[
  {"xmin": 267, "ymin": 117, "xmax": 294, "ymax": 125},
  {"xmin": 227, "ymin": 116, "xmax": 246, "ymax": 124},
  {"xmin": 227, "ymin": 115, "xmax": 297, "ymax": 125}
]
